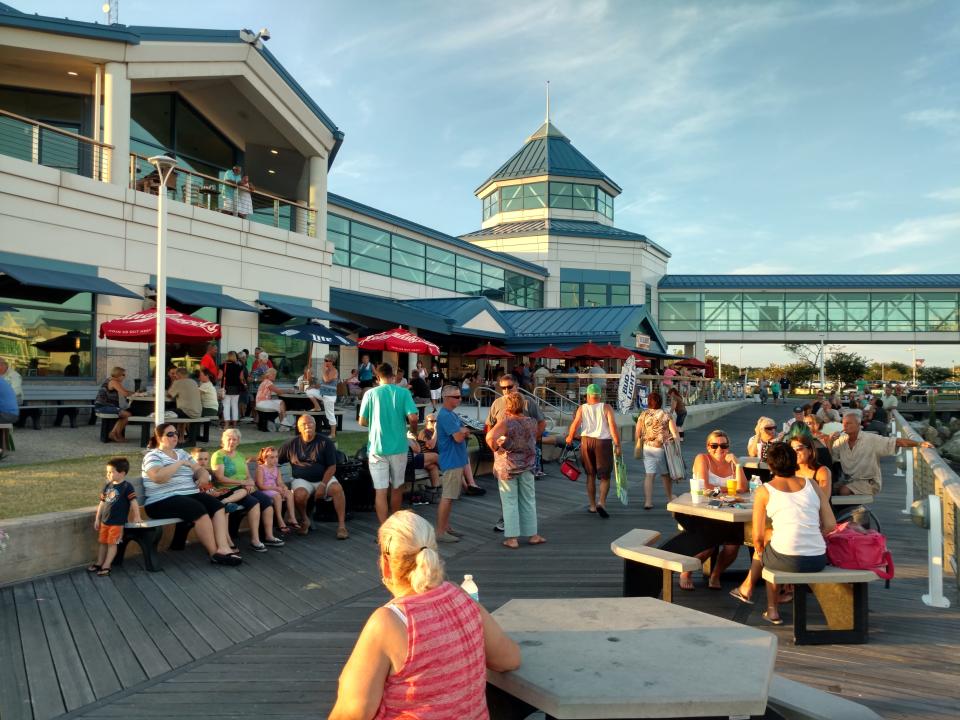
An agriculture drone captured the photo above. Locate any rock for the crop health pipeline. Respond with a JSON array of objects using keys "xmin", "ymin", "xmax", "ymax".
[
  {"xmin": 922, "ymin": 426, "xmax": 943, "ymax": 447},
  {"xmin": 940, "ymin": 434, "xmax": 960, "ymax": 462}
]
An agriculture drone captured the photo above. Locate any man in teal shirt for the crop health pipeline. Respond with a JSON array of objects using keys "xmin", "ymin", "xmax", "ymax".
[{"xmin": 359, "ymin": 362, "xmax": 419, "ymax": 524}]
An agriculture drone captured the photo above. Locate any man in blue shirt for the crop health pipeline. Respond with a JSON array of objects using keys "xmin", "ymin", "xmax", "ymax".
[
  {"xmin": 0, "ymin": 375, "xmax": 18, "ymax": 424},
  {"xmin": 435, "ymin": 385, "xmax": 469, "ymax": 542}
]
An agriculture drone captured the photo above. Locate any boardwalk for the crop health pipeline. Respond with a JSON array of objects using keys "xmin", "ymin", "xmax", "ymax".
[{"xmin": 2, "ymin": 402, "xmax": 959, "ymax": 719}]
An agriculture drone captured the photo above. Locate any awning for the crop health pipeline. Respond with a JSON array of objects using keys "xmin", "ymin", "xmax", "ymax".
[
  {"xmin": 258, "ymin": 297, "xmax": 348, "ymax": 323},
  {"xmin": 330, "ymin": 288, "xmax": 453, "ymax": 334},
  {"xmin": 0, "ymin": 261, "xmax": 141, "ymax": 303},
  {"xmin": 148, "ymin": 284, "xmax": 255, "ymax": 313}
]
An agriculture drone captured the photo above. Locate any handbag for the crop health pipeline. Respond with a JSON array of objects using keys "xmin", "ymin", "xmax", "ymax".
[
  {"xmin": 614, "ymin": 453, "xmax": 628, "ymax": 505},
  {"xmin": 826, "ymin": 521, "xmax": 894, "ymax": 579},
  {"xmin": 663, "ymin": 437, "xmax": 686, "ymax": 482},
  {"xmin": 559, "ymin": 444, "xmax": 581, "ymax": 482}
]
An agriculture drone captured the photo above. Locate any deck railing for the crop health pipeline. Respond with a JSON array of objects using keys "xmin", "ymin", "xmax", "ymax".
[
  {"xmin": 129, "ymin": 153, "xmax": 317, "ymax": 237},
  {"xmin": 893, "ymin": 410, "xmax": 960, "ymax": 589},
  {"xmin": 541, "ymin": 374, "xmax": 742, "ymax": 409},
  {"xmin": 0, "ymin": 109, "xmax": 112, "ymax": 181}
]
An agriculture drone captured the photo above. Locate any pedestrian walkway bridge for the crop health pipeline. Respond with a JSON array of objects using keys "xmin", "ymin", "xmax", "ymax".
[{"xmin": 1, "ymin": 404, "xmax": 958, "ymax": 719}]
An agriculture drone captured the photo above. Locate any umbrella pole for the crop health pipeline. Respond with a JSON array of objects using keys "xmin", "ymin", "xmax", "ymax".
[{"xmin": 151, "ymin": 157, "xmax": 176, "ymax": 421}]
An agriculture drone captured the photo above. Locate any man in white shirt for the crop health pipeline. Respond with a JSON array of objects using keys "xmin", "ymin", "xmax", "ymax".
[
  {"xmin": 831, "ymin": 412, "xmax": 931, "ymax": 496},
  {"xmin": 881, "ymin": 385, "xmax": 899, "ymax": 412}
]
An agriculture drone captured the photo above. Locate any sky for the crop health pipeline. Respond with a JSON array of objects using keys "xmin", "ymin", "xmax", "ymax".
[{"xmin": 22, "ymin": 0, "xmax": 960, "ymax": 366}]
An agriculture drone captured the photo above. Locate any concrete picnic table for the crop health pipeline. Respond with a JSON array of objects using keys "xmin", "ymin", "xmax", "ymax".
[{"xmin": 486, "ymin": 597, "xmax": 777, "ymax": 719}]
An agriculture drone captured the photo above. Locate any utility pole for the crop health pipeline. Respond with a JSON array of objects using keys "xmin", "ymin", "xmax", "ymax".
[{"xmin": 818, "ymin": 334, "xmax": 825, "ymax": 389}]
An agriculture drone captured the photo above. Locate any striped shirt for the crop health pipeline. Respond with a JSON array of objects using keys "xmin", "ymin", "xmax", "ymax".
[
  {"xmin": 141, "ymin": 449, "xmax": 198, "ymax": 505},
  {"xmin": 375, "ymin": 582, "xmax": 488, "ymax": 720}
]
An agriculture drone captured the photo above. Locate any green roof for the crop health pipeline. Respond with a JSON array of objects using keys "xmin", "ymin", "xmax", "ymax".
[
  {"xmin": 461, "ymin": 219, "xmax": 671, "ymax": 258},
  {"xmin": 476, "ymin": 121, "xmax": 621, "ymax": 194}
]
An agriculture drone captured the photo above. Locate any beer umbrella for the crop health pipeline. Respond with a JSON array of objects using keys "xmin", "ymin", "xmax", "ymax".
[
  {"xmin": 463, "ymin": 343, "xmax": 514, "ymax": 359},
  {"xmin": 673, "ymin": 357, "xmax": 707, "ymax": 370},
  {"xmin": 266, "ymin": 321, "xmax": 355, "ymax": 346},
  {"xmin": 566, "ymin": 341, "xmax": 610, "ymax": 360},
  {"xmin": 357, "ymin": 327, "xmax": 440, "ymax": 355},
  {"xmin": 99, "ymin": 308, "xmax": 221, "ymax": 344},
  {"xmin": 529, "ymin": 345, "xmax": 570, "ymax": 360}
]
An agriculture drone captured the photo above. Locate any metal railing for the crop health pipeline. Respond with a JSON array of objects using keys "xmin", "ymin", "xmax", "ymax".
[
  {"xmin": 129, "ymin": 153, "xmax": 317, "ymax": 237},
  {"xmin": 540, "ymin": 373, "xmax": 742, "ymax": 410},
  {"xmin": 893, "ymin": 410, "xmax": 960, "ymax": 589},
  {"xmin": 0, "ymin": 109, "xmax": 112, "ymax": 181}
]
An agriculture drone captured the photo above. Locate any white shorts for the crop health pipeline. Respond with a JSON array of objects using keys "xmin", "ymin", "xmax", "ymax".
[
  {"xmin": 290, "ymin": 476, "xmax": 339, "ymax": 500},
  {"xmin": 642, "ymin": 445, "xmax": 668, "ymax": 475},
  {"xmin": 321, "ymin": 394, "xmax": 337, "ymax": 428},
  {"xmin": 430, "ymin": 388, "xmax": 442, "ymax": 401},
  {"xmin": 369, "ymin": 453, "xmax": 408, "ymax": 490}
]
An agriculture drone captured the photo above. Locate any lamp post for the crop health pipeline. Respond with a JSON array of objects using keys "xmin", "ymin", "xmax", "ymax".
[
  {"xmin": 149, "ymin": 155, "xmax": 177, "ymax": 421},
  {"xmin": 817, "ymin": 333, "xmax": 826, "ymax": 390}
]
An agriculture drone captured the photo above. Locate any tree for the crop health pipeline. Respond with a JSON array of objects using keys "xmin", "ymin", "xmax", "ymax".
[
  {"xmin": 918, "ymin": 366, "xmax": 954, "ymax": 385},
  {"xmin": 824, "ymin": 351, "xmax": 870, "ymax": 386},
  {"xmin": 865, "ymin": 361, "xmax": 909, "ymax": 382}
]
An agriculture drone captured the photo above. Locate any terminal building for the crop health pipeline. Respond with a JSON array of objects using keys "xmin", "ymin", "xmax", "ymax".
[{"xmin": 1, "ymin": 4, "xmax": 958, "ymax": 385}]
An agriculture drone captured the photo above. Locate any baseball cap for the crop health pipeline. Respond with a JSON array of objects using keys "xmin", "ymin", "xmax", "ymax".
[
  {"xmin": 793, "ymin": 406, "xmax": 804, "ymax": 413},
  {"xmin": 586, "ymin": 383, "xmax": 602, "ymax": 396}
]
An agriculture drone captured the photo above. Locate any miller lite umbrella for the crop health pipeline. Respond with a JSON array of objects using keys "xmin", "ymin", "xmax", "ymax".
[
  {"xmin": 266, "ymin": 321, "xmax": 355, "ymax": 346},
  {"xmin": 99, "ymin": 308, "xmax": 221, "ymax": 344},
  {"xmin": 357, "ymin": 327, "xmax": 440, "ymax": 356}
]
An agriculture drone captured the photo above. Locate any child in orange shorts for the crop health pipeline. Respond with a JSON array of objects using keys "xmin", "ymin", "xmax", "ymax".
[{"xmin": 88, "ymin": 457, "xmax": 141, "ymax": 577}]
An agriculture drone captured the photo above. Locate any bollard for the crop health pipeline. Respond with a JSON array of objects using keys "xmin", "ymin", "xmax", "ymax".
[
  {"xmin": 902, "ymin": 447, "xmax": 915, "ymax": 515},
  {"xmin": 922, "ymin": 495, "xmax": 951, "ymax": 608},
  {"xmin": 894, "ymin": 430, "xmax": 905, "ymax": 477}
]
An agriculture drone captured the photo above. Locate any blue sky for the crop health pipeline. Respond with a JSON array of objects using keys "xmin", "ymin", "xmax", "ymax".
[{"xmin": 24, "ymin": 1, "xmax": 960, "ymax": 364}]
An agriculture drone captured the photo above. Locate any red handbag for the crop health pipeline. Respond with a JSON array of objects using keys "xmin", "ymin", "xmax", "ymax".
[
  {"xmin": 826, "ymin": 522, "xmax": 894, "ymax": 579},
  {"xmin": 559, "ymin": 445, "xmax": 581, "ymax": 481}
]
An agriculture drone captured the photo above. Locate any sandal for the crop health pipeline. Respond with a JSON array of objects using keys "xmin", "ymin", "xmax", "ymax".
[
  {"xmin": 97, "ymin": 567, "xmax": 111, "ymax": 577},
  {"xmin": 528, "ymin": 535, "xmax": 547, "ymax": 545},
  {"xmin": 211, "ymin": 552, "xmax": 242, "ymax": 566},
  {"xmin": 761, "ymin": 610, "xmax": 784, "ymax": 625},
  {"xmin": 729, "ymin": 588, "xmax": 754, "ymax": 605},
  {"xmin": 278, "ymin": 525, "xmax": 292, "ymax": 535},
  {"xmin": 502, "ymin": 539, "xmax": 520, "ymax": 549},
  {"xmin": 86, "ymin": 564, "xmax": 101, "ymax": 573}
]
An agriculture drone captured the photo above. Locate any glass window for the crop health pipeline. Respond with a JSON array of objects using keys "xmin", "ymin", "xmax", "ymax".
[
  {"xmin": 870, "ymin": 293, "xmax": 914, "ymax": 331},
  {"xmin": 702, "ymin": 293, "xmax": 742, "ymax": 331},
  {"xmin": 610, "ymin": 285, "xmax": 630, "ymax": 306},
  {"xmin": 582, "ymin": 283, "xmax": 607, "ymax": 307},
  {"xmin": 392, "ymin": 234, "xmax": 424, "ymax": 258},
  {"xmin": 427, "ymin": 246, "xmax": 455, "ymax": 265},
  {"xmin": 572, "ymin": 184, "xmax": 596, "ymax": 211},
  {"xmin": 915, "ymin": 293, "xmax": 958, "ymax": 332},
  {"xmin": 482, "ymin": 190, "xmax": 499, "ymax": 220},
  {"xmin": 742, "ymin": 293, "xmax": 784, "ymax": 331},
  {"xmin": 0, "ymin": 294, "xmax": 94, "ymax": 378},
  {"xmin": 549, "ymin": 182, "xmax": 573, "ymax": 209},
  {"xmin": 597, "ymin": 187, "xmax": 614, "ymax": 219},
  {"xmin": 457, "ymin": 256, "xmax": 482, "ymax": 274},
  {"xmin": 658, "ymin": 293, "xmax": 700, "ymax": 331},
  {"xmin": 352, "ymin": 222, "xmax": 390, "ymax": 246},
  {"xmin": 130, "ymin": 94, "xmax": 173, "ymax": 150},
  {"xmin": 501, "ymin": 184, "xmax": 523, "ymax": 212},
  {"xmin": 328, "ymin": 214, "xmax": 349, "ymax": 234},
  {"xmin": 560, "ymin": 281, "xmax": 581, "ymax": 308},
  {"xmin": 784, "ymin": 292, "xmax": 827, "ymax": 332},
  {"xmin": 391, "ymin": 235, "xmax": 425, "ymax": 284},
  {"xmin": 828, "ymin": 293, "xmax": 869, "ymax": 332},
  {"xmin": 523, "ymin": 182, "xmax": 547, "ymax": 209}
]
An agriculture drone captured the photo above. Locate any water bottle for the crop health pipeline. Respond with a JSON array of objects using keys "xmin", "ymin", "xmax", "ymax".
[{"xmin": 461, "ymin": 574, "xmax": 479, "ymax": 602}]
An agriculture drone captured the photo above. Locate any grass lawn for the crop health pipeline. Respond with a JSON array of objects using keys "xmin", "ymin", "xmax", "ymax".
[{"xmin": 0, "ymin": 431, "xmax": 368, "ymax": 521}]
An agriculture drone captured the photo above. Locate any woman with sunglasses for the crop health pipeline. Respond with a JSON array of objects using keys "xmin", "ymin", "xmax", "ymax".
[
  {"xmin": 141, "ymin": 424, "xmax": 241, "ymax": 565},
  {"xmin": 789, "ymin": 432, "xmax": 832, "ymax": 494},
  {"xmin": 687, "ymin": 430, "xmax": 748, "ymax": 590}
]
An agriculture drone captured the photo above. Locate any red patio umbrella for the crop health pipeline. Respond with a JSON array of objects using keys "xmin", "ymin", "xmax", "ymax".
[
  {"xmin": 357, "ymin": 327, "xmax": 440, "ymax": 355},
  {"xmin": 673, "ymin": 357, "xmax": 707, "ymax": 369},
  {"xmin": 463, "ymin": 343, "xmax": 514, "ymax": 359},
  {"xmin": 529, "ymin": 345, "xmax": 570, "ymax": 360},
  {"xmin": 99, "ymin": 308, "xmax": 221, "ymax": 344},
  {"xmin": 567, "ymin": 341, "xmax": 610, "ymax": 359}
]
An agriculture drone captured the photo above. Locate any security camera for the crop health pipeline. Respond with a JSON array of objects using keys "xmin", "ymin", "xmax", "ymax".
[{"xmin": 258, "ymin": 28, "xmax": 270, "ymax": 42}]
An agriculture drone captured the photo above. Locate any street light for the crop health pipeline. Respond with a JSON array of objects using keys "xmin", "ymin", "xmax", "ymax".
[
  {"xmin": 149, "ymin": 154, "xmax": 177, "ymax": 421},
  {"xmin": 817, "ymin": 333, "xmax": 826, "ymax": 390}
]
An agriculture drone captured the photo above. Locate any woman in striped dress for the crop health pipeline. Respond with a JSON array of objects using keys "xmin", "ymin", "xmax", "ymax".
[{"xmin": 329, "ymin": 511, "xmax": 520, "ymax": 720}]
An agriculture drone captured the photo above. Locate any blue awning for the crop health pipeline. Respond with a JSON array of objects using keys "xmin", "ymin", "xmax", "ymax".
[
  {"xmin": 0, "ymin": 261, "xmax": 141, "ymax": 302},
  {"xmin": 258, "ymin": 297, "xmax": 348, "ymax": 323},
  {"xmin": 148, "ymin": 284, "xmax": 255, "ymax": 312}
]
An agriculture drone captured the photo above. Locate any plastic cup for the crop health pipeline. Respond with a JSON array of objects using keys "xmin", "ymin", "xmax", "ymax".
[
  {"xmin": 726, "ymin": 478, "xmax": 738, "ymax": 497},
  {"xmin": 690, "ymin": 478, "xmax": 704, "ymax": 503}
]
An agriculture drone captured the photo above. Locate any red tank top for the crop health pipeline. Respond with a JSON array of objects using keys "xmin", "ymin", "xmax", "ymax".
[{"xmin": 374, "ymin": 582, "xmax": 488, "ymax": 720}]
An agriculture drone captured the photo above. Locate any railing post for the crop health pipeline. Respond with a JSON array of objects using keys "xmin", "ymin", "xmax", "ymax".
[
  {"xmin": 273, "ymin": 199, "xmax": 280, "ymax": 228},
  {"xmin": 894, "ymin": 430, "xmax": 905, "ymax": 477},
  {"xmin": 922, "ymin": 494, "xmax": 951, "ymax": 608},
  {"xmin": 30, "ymin": 124, "xmax": 39, "ymax": 164},
  {"xmin": 902, "ymin": 446, "xmax": 915, "ymax": 515},
  {"xmin": 128, "ymin": 153, "xmax": 135, "ymax": 189}
]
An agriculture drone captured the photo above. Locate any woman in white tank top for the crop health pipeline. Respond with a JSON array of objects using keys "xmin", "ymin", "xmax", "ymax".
[{"xmin": 730, "ymin": 442, "xmax": 836, "ymax": 624}]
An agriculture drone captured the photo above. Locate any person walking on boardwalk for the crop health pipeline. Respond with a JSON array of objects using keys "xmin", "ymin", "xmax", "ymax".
[
  {"xmin": 359, "ymin": 362, "xmax": 419, "ymax": 525},
  {"xmin": 434, "ymin": 386, "xmax": 470, "ymax": 543},
  {"xmin": 566, "ymin": 383, "xmax": 621, "ymax": 518},
  {"xmin": 486, "ymin": 391, "xmax": 546, "ymax": 549}
]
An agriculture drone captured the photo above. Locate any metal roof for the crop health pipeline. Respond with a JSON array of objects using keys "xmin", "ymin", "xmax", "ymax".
[
  {"xmin": 460, "ymin": 219, "xmax": 671, "ymax": 258},
  {"xmin": 401, "ymin": 297, "xmax": 510, "ymax": 337},
  {"xmin": 476, "ymin": 122, "xmax": 621, "ymax": 194},
  {"xmin": 500, "ymin": 304, "xmax": 668, "ymax": 353},
  {"xmin": 0, "ymin": 4, "xmax": 343, "ymax": 162},
  {"xmin": 330, "ymin": 289, "xmax": 454, "ymax": 335},
  {"xmin": 659, "ymin": 275, "xmax": 960, "ymax": 290},
  {"xmin": 327, "ymin": 193, "xmax": 548, "ymax": 277}
]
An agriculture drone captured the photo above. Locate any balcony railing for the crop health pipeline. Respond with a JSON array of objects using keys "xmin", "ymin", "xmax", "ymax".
[
  {"xmin": 0, "ymin": 109, "xmax": 112, "ymax": 181},
  {"xmin": 129, "ymin": 153, "xmax": 317, "ymax": 238}
]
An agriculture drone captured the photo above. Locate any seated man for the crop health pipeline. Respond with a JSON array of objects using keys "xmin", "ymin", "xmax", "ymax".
[
  {"xmin": 861, "ymin": 406, "xmax": 889, "ymax": 436},
  {"xmin": 167, "ymin": 367, "xmax": 202, "ymax": 437},
  {"xmin": 277, "ymin": 415, "xmax": 348, "ymax": 539},
  {"xmin": 0, "ymin": 375, "xmax": 18, "ymax": 458},
  {"xmin": 831, "ymin": 412, "xmax": 931, "ymax": 496}
]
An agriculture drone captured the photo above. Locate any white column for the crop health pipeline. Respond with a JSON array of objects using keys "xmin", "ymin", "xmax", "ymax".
[
  {"xmin": 308, "ymin": 154, "xmax": 328, "ymax": 244},
  {"xmin": 407, "ymin": 326, "xmax": 419, "ymax": 376},
  {"xmin": 102, "ymin": 62, "xmax": 130, "ymax": 187}
]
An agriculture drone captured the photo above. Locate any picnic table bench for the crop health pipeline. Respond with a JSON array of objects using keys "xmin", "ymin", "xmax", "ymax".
[
  {"xmin": 17, "ymin": 384, "xmax": 98, "ymax": 429},
  {"xmin": 96, "ymin": 412, "xmax": 213, "ymax": 446},
  {"xmin": 611, "ymin": 528, "xmax": 701, "ymax": 602}
]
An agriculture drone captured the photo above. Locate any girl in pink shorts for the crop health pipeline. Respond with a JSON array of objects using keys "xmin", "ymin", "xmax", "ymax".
[{"xmin": 256, "ymin": 446, "xmax": 298, "ymax": 533}]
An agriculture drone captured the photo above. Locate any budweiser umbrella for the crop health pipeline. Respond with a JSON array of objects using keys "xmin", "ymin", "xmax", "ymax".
[
  {"xmin": 567, "ymin": 341, "xmax": 610, "ymax": 360},
  {"xmin": 463, "ymin": 343, "xmax": 514, "ymax": 359},
  {"xmin": 673, "ymin": 357, "xmax": 707, "ymax": 369},
  {"xmin": 99, "ymin": 308, "xmax": 221, "ymax": 344},
  {"xmin": 529, "ymin": 345, "xmax": 570, "ymax": 360},
  {"xmin": 267, "ymin": 321, "xmax": 355, "ymax": 346},
  {"xmin": 357, "ymin": 327, "xmax": 440, "ymax": 356}
]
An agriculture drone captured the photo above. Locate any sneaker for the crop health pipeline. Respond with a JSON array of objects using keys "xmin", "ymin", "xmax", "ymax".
[
  {"xmin": 263, "ymin": 538, "xmax": 285, "ymax": 547},
  {"xmin": 493, "ymin": 519, "xmax": 504, "ymax": 533},
  {"xmin": 437, "ymin": 531, "xmax": 460, "ymax": 543},
  {"xmin": 250, "ymin": 542, "xmax": 267, "ymax": 553}
]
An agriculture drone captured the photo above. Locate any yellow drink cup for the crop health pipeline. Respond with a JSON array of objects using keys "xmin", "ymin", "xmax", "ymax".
[{"xmin": 726, "ymin": 478, "xmax": 738, "ymax": 497}]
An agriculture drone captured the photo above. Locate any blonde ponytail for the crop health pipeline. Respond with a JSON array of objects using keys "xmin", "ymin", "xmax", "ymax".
[{"xmin": 378, "ymin": 510, "xmax": 445, "ymax": 595}]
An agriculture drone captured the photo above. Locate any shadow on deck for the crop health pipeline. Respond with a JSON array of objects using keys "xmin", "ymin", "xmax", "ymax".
[{"xmin": 2, "ymin": 403, "xmax": 959, "ymax": 720}]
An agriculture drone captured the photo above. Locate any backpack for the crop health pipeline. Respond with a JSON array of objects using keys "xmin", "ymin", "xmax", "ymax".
[{"xmin": 826, "ymin": 521, "xmax": 894, "ymax": 579}]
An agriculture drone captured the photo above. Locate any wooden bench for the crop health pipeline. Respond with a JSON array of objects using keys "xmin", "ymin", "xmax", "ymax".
[
  {"xmin": 95, "ymin": 413, "xmax": 213, "ymax": 446},
  {"xmin": 762, "ymin": 566, "xmax": 879, "ymax": 645},
  {"xmin": 611, "ymin": 529, "xmax": 703, "ymax": 602},
  {"xmin": 259, "ymin": 409, "xmax": 341, "ymax": 433},
  {"xmin": 17, "ymin": 385, "xmax": 98, "ymax": 429}
]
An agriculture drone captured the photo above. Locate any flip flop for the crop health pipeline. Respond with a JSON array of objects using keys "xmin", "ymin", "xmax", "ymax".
[
  {"xmin": 729, "ymin": 588, "xmax": 754, "ymax": 605},
  {"xmin": 502, "ymin": 539, "xmax": 520, "ymax": 549},
  {"xmin": 86, "ymin": 564, "xmax": 101, "ymax": 573},
  {"xmin": 761, "ymin": 610, "xmax": 784, "ymax": 625},
  {"xmin": 528, "ymin": 536, "xmax": 547, "ymax": 545},
  {"xmin": 97, "ymin": 567, "xmax": 111, "ymax": 577},
  {"xmin": 596, "ymin": 507, "xmax": 610, "ymax": 519},
  {"xmin": 644, "ymin": 505, "xmax": 654, "ymax": 510}
]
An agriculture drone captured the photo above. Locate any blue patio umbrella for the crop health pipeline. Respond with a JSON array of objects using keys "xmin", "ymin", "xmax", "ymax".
[{"xmin": 267, "ymin": 322, "xmax": 355, "ymax": 346}]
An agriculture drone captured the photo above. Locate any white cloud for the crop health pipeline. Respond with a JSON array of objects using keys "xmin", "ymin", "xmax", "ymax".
[
  {"xmin": 927, "ymin": 187, "xmax": 960, "ymax": 202},
  {"xmin": 856, "ymin": 213, "xmax": 960, "ymax": 256},
  {"xmin": 328, "ymin": 152, "xmax": 382, "ymax": 180},
  {"xmin": 455, "ymin": 148, "xmax": 488, "ymax": 169},
  {"xmin": 727, "ymin": 261, "xmax": 797, "ymax": 275},
  {"xmin": 904, "ymin": 108, "xmax": 960, "ymax": 133}
]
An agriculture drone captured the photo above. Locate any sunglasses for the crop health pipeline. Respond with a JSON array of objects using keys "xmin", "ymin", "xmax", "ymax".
[
  {"xmin": 164, "ymin": 431, "xmax": 179, "ymax": 438},
  {"xmin": 763, "ymin": 426, "xmax": 776, "ymax": 432},
  {"xmin": 708, "ymin": 443, "xmax": 729, "ymax": 450},
  {"xmin": 499, "ymin": 384, "xmax": 515, "ymax": 390}
]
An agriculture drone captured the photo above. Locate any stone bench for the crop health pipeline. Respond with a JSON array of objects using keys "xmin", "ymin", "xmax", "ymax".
[
  {"xmin": 767, "ymin": 675, "xmax": 882, "ymax": 720},
  {"xmin": 762, "ymin": 566, "xmax": 879, "ymax": 645},
  {"xmin": 611, "ymin": 529, "xmax": 703, "ymax": 602}
]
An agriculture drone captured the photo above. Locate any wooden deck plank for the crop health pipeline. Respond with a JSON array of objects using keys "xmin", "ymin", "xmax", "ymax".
[
  {"xmin": 11, "ymin": 583, "xmax": 66, "ymax": 720},
  {"xmin": 69, "ymin": 573, "xmax": 147, "ymax": 689},
  {"xmin": 0, "ymin": 588, "xmax": 33, "ymax": 720},
  {"xmin": 159, "ymin": 563, "xmax": 255, "ymax": 645},
  {"xmin": 31, "ymin": 577, "xmax": 96, "ymax": 711},
  {"xmin": 107, "ymin": 572, "xmax": 194, "ymax": 669},
  {"xmin": 129, "ymin": 569, "xmax": 226, "ymax": 656}
]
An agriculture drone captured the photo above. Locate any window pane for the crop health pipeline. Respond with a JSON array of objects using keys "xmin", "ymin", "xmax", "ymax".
[
  {"xmin": 131, "ymin": 94, "xmax": 173, "ymax": 149},
  {"xmin": 328, "ymin": 214, "xmax": 349, "ymax": 234},
  {"xmin": 351, "ymin": 222, "xmax": 389, "ymax": 245},
  {"xmin": 392, "ymin": 248, "xmax": 424, "ymax": 270},
  {"xmin": 427, "ymin": 246, "xmax": 455, "ymax": 264},
  {"xmin": 915, "ymin": 292, "xmax": 958, "ymax": 331},
  {"xmin": 702, "ymin": 293, "xmax": 741, "ymax": 331},
  {"xmin": 457, "ymin": 279, "xmax": 481, "ymax": 294},
  {"xmin": 828, "ymin": 293, "xmax": 869, "ymax": 332},
  {"xmin": 351, "ymin": 237, "xmax": 389, "ymax": 261},
  {"xmin": 174, "ymin": 97, "xmax": 234, "ymax": 171},
  {"xmin": 457, "ymin": 256, "xmax": 482, "ymax": 273},
  {"xmin": 610, "ymin": 285, "xmax": 630, "ymax": 306},
  {"xmin": 259, "ymin": 320, "xmax": 310, "ymax": 382},
  {"xmin": 392, "ymin": 265, "xmax": 425, "ymax": 284},
  {"xmin": 501, "ymin": 184, "xmax": 523, "ymax": 212},
  {"xmin": 0, "ymin": 301, "xmax": 94, "ymax": 377},
  {"xmin": 392, "ymin": 235, "xmax": 424, "ymax": 256},
  {"xmin": 870, "ymin": 292, "xmax": 913, "ymax": 331},
  {"xmin": 483, "ymin": 264, "xmax": 504, "ymax": 280},
  {"xmin": 742, "ymin": 293, "xmax": 784, "ymax": 331},
  {"xmin": 784, "ymin": 292, "xmax": 827, "ymax": 332},
  {"xmin": 427, "ymin": 259, "xmax": 456, "ymax": 278},
  {"xmin": 351, "ymin": 254, "xmax": 390, "ymax": 275},
  {"xmin": 523, "ymin": 182, "xmax": 546, "ymax": 209},
  {"xmin": 432, "ymin": 274, "xmax": 456, "ymax": 291}
]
